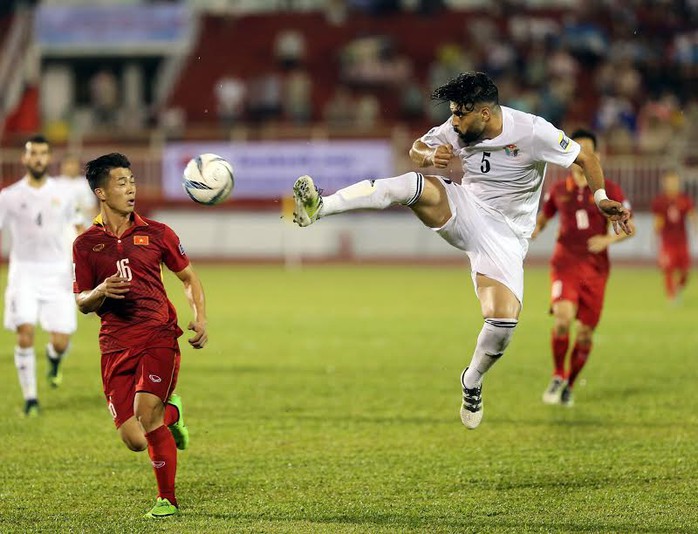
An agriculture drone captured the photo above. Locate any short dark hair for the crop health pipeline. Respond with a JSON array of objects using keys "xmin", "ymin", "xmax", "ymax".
[
  {"xmin": 85, "ymin": 153, "xmax": 131, "ymax": 191},
  {"xmin": 431, "ymin": 72, "xmax": 499, "ymax": 112},
  {"xmin": 570, "ymin": 128, "xmax": 597, "ymax": 150},
  {"xmin": 25, "ymin": 134, "xmax": 50, "ymax": 147}
]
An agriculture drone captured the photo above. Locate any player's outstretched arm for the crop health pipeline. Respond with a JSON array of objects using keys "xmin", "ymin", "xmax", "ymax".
[
  {"xmin": 574, "ymin": 147, "xmax": 632, "ymax": 236},
  {"xmin": 75, "ymin": 273, "xmax": 130, "ymax": 314},
  {"xmin": 409, "ymin": 140, "xmax": 453, "ymax": 169},
  {"xmin": 175, "ymin": 264, "xmax": 208, "ymax": 349}
]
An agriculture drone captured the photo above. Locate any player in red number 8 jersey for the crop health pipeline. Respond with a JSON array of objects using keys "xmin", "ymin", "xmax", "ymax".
[
  {"xmin": 532, "ymin": 130, "xmax": 634, "ymax": 407},
  {"xmin": 73, "ymin": 153, "xmax": 208, "ymax": 518},
  {"xmin": 651, "ymin": 170, "xmax": 697, "ymax": 303}
]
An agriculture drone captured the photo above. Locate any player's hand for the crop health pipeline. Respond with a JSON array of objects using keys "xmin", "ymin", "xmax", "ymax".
[
  {"xmin": 431, "ymin": 145, "xmax": 454, "ymax": 168},
  {"xmin": 531, "ymin": 226, "xmax": 541, "ymax": 240},
  {"xmin": 187, "ymin": 320, "xmax": 208, "ymax": 349},
  {"xmin": 587, "ymin": 235, "xmax": 611, "ymax": 253},
  {"xmin": 99, "ymin": 274, "xmax": 130, "ymax": 299},
  {"xmin": 598, "ymin": 199, "xmax": 632, "ymax": 235}
]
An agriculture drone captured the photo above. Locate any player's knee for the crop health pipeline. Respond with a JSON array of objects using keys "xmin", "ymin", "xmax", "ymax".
[
  {"xmin": 553, "ymin": 319, "xmax": 572, "ymax": 336},
  {"xmin": 575, "ymin": 323, "xmax": 594, "ymax": 346},
  {"xmin": 122, "ymin": 435, "xmax": 147, "ymax": 452}
]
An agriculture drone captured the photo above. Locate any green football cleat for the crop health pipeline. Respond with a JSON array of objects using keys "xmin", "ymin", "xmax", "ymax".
[
  {"xmin": 292, "ymin": 175, "xmax": 323, "ymax": 227},
  {"xmin": 167, "ymin": 394, "xmax": 189, "ymax": 450},
  {"xmin": 144, "ymin": 497, "xmax": 179, "ymax": 519},
  {"xmin": 24, "ymin": 399, "xmax": 40, "ymax": 417},
  {"xmin": 46, "ymin": 353, "xmax": 63, "ymax": 388}
]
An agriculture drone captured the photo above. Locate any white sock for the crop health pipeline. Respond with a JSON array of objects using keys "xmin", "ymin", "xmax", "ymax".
[
  {"xmin": 14, "ymin": 346, "xmax": 37, "ymax": 401},
  {"xmin": 462, "ymin": 318, "xmax": 518, "ymax": 389},
  {"xmin": 319, "ymin": 172, "xmax": 424, "ymax": 217}
]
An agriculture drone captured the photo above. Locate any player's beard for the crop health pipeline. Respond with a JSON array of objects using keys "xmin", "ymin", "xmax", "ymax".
[
  {"xmin": 27, "ymin": 165, "xmax": 47, "ymax": 180},
  {"xmin": 456, "ymin": 125, "xmax": 486, "ymax": 144}
]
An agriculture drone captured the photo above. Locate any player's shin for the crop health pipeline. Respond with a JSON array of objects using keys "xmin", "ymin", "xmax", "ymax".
[
  {"xmin": 14, "ymin": 346, "xmax": 37, "ymax": 401},
  {"xmin": 567, "ymin": 342, "xmax": 592, "ymax": 388},
  {"xmin": 462, "ymin": 319, "xmax": 518, "ymax": 389},
  {"xmin": 320, "ymin": 172, "xmax": 424, "ymax": 217},
  {"xmin": 145, "ymin": 425, "xmax": 178, "ymax": 507}
]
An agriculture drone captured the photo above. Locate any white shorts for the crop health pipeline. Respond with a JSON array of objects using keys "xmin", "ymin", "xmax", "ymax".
[
  {"xmin": 433, "ymin": 179, "xmax": 529, "ymax": 303},
  {"xmin": 3, "ymin": 262, "xmax": 77, "ymax": 334}
]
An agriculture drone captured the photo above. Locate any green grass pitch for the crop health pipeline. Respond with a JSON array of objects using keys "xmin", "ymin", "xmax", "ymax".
[{"xmin": 0, "ymin": 264, "xmax": 696, "ymax": 533}]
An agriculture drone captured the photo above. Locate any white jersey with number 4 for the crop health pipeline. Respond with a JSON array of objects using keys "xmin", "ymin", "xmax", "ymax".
[
  {"xmin": 420, "ymin": 105, "xmax": 581, "ymax": 238},
  {"xmin": 0, "ymin": 177, "xmax": 79, "ymax": 267}
]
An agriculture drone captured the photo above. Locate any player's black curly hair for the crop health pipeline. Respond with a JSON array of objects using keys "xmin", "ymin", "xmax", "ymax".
[
  {"xmin": 85, "ymin": 152, "xmax": 131, "ymax": 191},
  {"xmin": 431, "ymin": 72, "xmax": 499, "ymax": 112},
  {"xmin": 570, "ymin": 128, "xmax": 597, "ymax": 150}
]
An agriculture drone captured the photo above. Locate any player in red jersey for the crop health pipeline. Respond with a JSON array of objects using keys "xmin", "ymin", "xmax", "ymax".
[
  {"xmin": 73, "ymin": 153, "xmax": 208, "ymax": 518},
  {"xmin": 532, "ymin": 130, "xmax": 633, "ymax": 407},
  {"xmin": 651, "ymin": 170, "xmax": 697, "ymax": 303}
]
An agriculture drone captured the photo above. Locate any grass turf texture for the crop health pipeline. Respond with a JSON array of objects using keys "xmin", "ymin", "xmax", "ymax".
[{"xmin": 0, "ymin": 265, "xmax": 696, "ymax": 533}]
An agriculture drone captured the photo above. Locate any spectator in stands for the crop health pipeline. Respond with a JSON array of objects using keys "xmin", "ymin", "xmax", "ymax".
[
  {"xmin": 215, "ymin": 75, "xmax": 247, "ymax": 128},
  {"xmin": 247, "ymin": 72, "xmax": 283, "ymax": 123},
  {"xmin": 323, "ymin": 86, "xmax": 356, "ymax": 129},
  {"xmin": 283, "ymin": 68, "xmax": 312, "ymax": 124},
  {"xmin": 274, "ymin": 29, "xmax": 306, "ymax": 70},
  {"xmin": 89, "ymin": 69, "xmax": 119, "ymax": 128}
]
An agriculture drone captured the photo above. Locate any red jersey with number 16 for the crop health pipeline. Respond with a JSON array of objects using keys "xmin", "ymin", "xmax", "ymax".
[
  {"xmin": 73, "ymin": 213, "xmax": 190, "ymax": 354},
  {"xmin": 542, "ymin": 177, "xmax": 627, "ymax": 275}
]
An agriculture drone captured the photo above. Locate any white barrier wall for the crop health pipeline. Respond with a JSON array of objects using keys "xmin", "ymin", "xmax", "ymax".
[{"xmin": 147, "ymin": 210, "xmax": 690, "ymax": 263}]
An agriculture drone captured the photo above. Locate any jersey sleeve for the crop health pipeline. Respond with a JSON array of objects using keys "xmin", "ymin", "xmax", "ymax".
[
  {"xmin": 541, "ymin": 186, "xmax": 558, "ymax": 218},
  {"xmin": 72, "ymin": 238, "xmax": 95, "ymax": 294},
  {"xmin": 531, "ymin": 117, "xmax": 581, "ymax": 168},
  {"xmin": 419, "ymin": 119, "xmax": 454, "ymax": 148},
  {"xmin": 161, "ymin": 225, "xmax": 190, "ymax": 273}
]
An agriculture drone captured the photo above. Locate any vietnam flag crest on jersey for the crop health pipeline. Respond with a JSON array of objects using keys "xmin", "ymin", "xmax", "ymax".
[{"xmin": 134, "ymin": 235, "xmax": 149, "ymax": 246}]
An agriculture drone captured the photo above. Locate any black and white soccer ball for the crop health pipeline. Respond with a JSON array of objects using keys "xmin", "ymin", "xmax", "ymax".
[{"xmin": 182, "ymin": 153, "xmax": 234, "ymax": 205}]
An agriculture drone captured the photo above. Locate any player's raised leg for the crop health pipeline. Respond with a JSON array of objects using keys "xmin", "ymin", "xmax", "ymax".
[
  {"xmin": 460, "ymin": 276, "xmax": 520, "ymax": 429},
  {"xmin": 46, "ymin": 333, "xmax": 70, "ymax": 388},
  {"xmin": 292, "ymin": 172, "xmax": 452, "ymax": 229},
  {"xmin": 165, "ymin": 393, "xmax": 189, "ymax": 450}
]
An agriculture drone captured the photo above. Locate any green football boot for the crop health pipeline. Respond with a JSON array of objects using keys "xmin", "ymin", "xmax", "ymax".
[
  {"xmin": 46, "ymin": 352, "xmax": 63, "ymax": 388},
  {"xmin": 144, "ymin": 497, "xmax": 179, "ymax": 519},
  {"xmin": 167, "ymin": 393, "xmax": 189, "ymax": 450},
  {"xmin": 292, "ymin": 175, "xmax": 323, "ymax": 227}
]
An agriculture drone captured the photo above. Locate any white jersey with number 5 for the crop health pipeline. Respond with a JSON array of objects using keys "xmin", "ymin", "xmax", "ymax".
[{"xmin": 420, "ymin": 105, "xmax": 581, "ymax": 238}]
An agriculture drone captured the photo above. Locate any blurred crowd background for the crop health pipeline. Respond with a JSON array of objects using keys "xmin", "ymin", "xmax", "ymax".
[{"xmin": 0, "ymin": 0, "xmax": 696, "ymax": 216}]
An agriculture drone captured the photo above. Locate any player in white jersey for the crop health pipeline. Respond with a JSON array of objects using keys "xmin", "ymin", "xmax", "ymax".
[
  {"xmin": 292, "ymin": 72, "xmax": 631, "ymax": 429},
  {"xmin": 0, "ymin": 135, "xmax": 82, "ymax": 416},
  {"xmin": 56, "ymin": 153, "xmax": 98, "ymax": 251}
]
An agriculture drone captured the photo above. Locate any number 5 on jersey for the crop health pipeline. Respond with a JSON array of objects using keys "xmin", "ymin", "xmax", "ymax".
[{"xmin": 116, "ymin": 258, "xmax": 133, "ymax": 281}]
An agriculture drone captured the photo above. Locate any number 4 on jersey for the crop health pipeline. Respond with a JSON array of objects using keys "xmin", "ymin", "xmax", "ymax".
[{"xmin": 116, "ymin": 258, "xmax": 133, "ymax": 281}]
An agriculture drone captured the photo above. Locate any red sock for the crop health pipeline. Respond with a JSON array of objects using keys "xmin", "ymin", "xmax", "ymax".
[
  {"xmin": 567, "ymin": 342, "xmax": 592, "ymax": 387},
  {"xmin": 664, "ymin": 269, "xmax": 676, "ymax": 299},
  {"xmin": 551, "ymin": 331, "xmax": 569, "ymax": 377},
  {"xmin": 164, "ymin": 404, "xmax": 179, "ymax": 427},
  {"xmin": 678, "ymin": 270, "xmax": 689, "ymax": 290},
  {"xmin": 145, "ymin": 425, "xmax": 178, "ymax": 506}
]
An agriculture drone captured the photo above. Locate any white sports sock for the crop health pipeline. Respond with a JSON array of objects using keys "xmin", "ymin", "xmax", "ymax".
[
  {"xmin": 319, "ymin": 172, "xmax": 424, "ymax": 217},
  {"xmin": 14, "ymin": 346, "xmax": 37, "ymax": 401},
  {"xmin": 462, "ymin": 318, "xmax": 518, "ymax": 389}
]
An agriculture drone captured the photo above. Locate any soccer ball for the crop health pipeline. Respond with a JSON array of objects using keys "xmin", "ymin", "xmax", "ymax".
[{"xmin": 182, "ymin": 153, "xmax": 234, "ymax": 205}]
